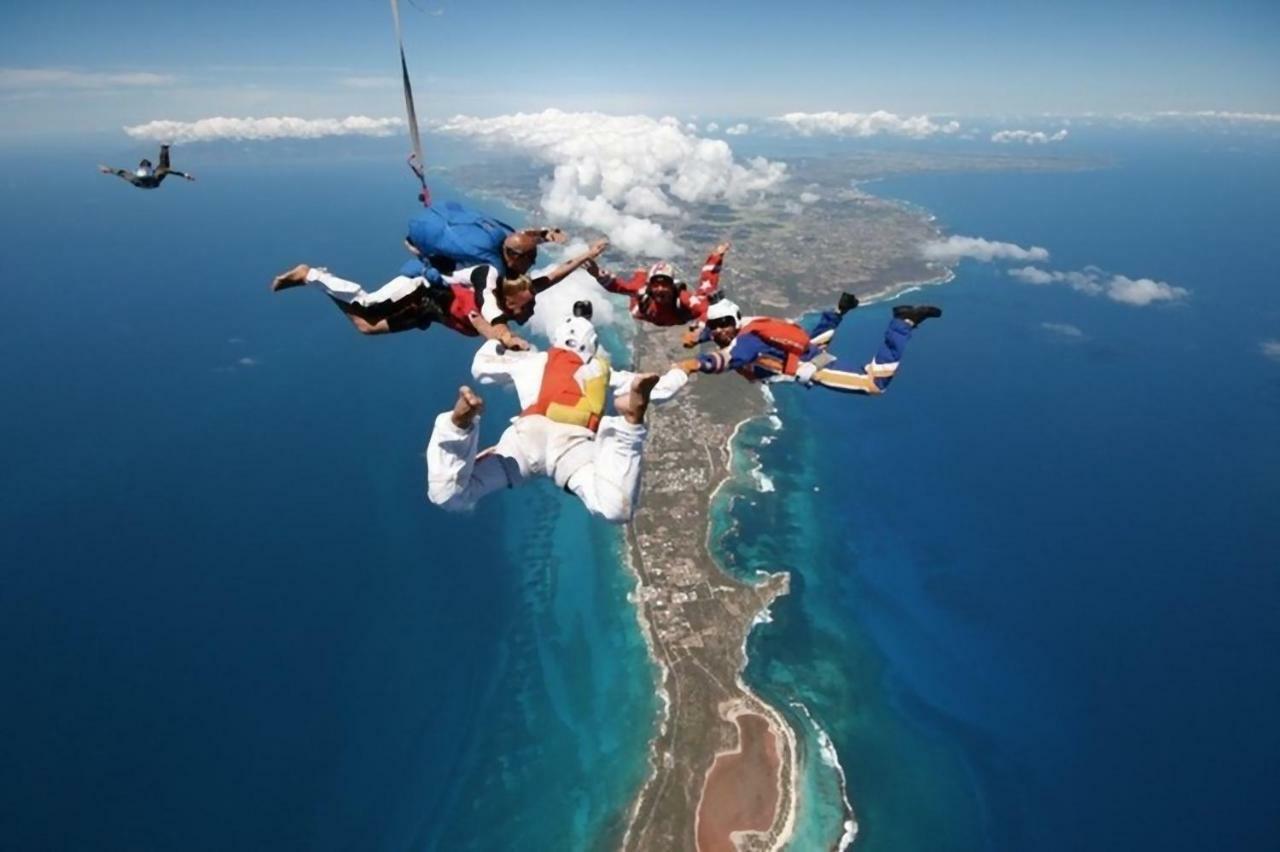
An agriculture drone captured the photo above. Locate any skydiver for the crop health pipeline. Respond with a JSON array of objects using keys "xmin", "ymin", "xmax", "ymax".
[
  {"xmin": 675, "ymin": 293, "xmax": 942, "ymax": 394},
  {"xmin": 426, "ymin": 302, "xmax": 689, "ymax": 524},
  {"xmin": 402, "ymin": 200, "xmax": 570, "ymax": 285},
  {"xmin": 270, "ymin": 239, "xmax": 609, "ymax": 349},
  {"xmin": 584, "ymin": 242, "xmax": 730, "ymax": 327},
  {"xmin": 98, "ymin": 144, "xmax": 195, "ymax": 189}
]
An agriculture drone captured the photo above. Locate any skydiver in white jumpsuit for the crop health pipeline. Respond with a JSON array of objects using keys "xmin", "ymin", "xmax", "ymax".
[{"xmin": 425, "ymin": 303, "xmax": 688, "ymax": 524}]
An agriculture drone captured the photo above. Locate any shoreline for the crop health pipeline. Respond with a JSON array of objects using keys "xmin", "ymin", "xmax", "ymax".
[{"xmin": 618, "ymin": 256, "xmax": 961, "ymax": 848}]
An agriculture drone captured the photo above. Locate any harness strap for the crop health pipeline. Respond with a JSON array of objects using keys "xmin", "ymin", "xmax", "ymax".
[{"xmin": 391, "ymin": 0, "xmax": 430, "ymax": 206}]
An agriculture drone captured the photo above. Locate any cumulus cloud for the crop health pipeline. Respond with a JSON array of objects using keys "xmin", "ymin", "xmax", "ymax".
[
  {"xmin": 437, "ymin": 109, "xmax": 786, "ymax": 257},
  {"xmin": 1261, "ymin": 340, "xmax": 1280, "ymax": 361},
  {"xmin": 992, "ymin": 128, "xmax": 1069, "ymax": 145},
  {"xmin": 0, "ymin": 67, "xmax": 175, "ymax": 89},
  {"xmin": 123, "ymin": 115, "xmax": 403, "ymax": 143},
  {"xmin": 1041, "ymin": 322, "xmax": 1085, "ymax": 338},
  {"xmin": 526, "ymin": 244, "xmax": 620, "ymax": 341},
  {"xmin": 799, "ymin": 191, "xmax": 821, "ymax": 204},
  {"xmin": 725, "ymin": 123, "xmax": 750, "ymax": 136},
  {"xmin": 1011, "ymin": 265, "xmax": 1188, "ymax": 306},
  {"xmin": 773, "ymin": 111, "xmax": 960, "ymax": 139},
  {"xmin": 922, "ymin": 235, "xmax": 1050, "ymax": 263}
]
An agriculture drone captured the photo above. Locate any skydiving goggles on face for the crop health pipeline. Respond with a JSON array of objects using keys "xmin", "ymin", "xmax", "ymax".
[{"xmin": 706, "ymin": 316, "xmax": 738, "ymax": 331}]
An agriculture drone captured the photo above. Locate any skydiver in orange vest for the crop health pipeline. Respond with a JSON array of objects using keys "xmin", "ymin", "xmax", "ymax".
[
  {"xmin": 425, "ymin": 301, "xmax": 690, "ymax": 524},
  {"xmin": 676, "ymin": 293, "xmax": 942, "ymax": 394}
]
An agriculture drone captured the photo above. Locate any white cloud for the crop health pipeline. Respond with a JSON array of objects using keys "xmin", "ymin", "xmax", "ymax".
[
  {"xmin": 123, "ymin": 115, "xmax": 403, "ymax": 143},
  {"xmin": 923, "ymin": 235, "xmax": 1050, "ymax": 263},
  {"xmin": 238, "ymin": 356, "xmax": 259, "ymax": 367},
  {"xmin": 705, "ymin": 121, "xmax": 720, "ymax": 133},
  {"xmin": 0, "ymin": 67, "xmax": 175, "ymax": 89},
  {"xmin": 526, "ymin": 248, "xmax": 619, "ymax": 342},
  {"xmin": 1261, "ymin": 340, "xmax": 1280, "ymax": 361},
  {"xmin": 1041, "ymin": 322, "xmax": 1084, "ymax": 338},
  {"xmin": 1155, "ymin": 111, "xmax": 1280, "ymax": 124},
  {"xmin": 1106, "ymin": 275, "xmax": 1188, "ymax": 306},
  {"xmin": 725, "ymin": 123, "xmax": 750, "ymax": 136},
  {"xmin": 1010, "ymin": 266, "xmax": 1188, "ymax": 306},
  {"xmin": 799, "ymin": 191, "xmax": 821, "ymax": 204},
  {"xmin": 991, "ymin": 128, "xmax": 1069, "ymax": 144},
  {"xmin": 437, "ymin": 109, "xmax": 786, "ymax": 257},
  {"xmin": 1009, "ymin": 265, "xmax": 1057, "ymax": 285},
  {"xmin": 773, "ymin": 111, "xmax": 960, "ymax": 139}
]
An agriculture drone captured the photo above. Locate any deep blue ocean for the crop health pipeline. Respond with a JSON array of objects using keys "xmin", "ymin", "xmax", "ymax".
[
  {"xmin": 0, "ymin": 148, "xmax": 655, "ymax": 851},
  {"xmin": 2, "ymin": 129, "xmax": 1278, "ymax": 852},
  {"xmin": 728, "ymin": 131, "xmax": 1280, "ymax": 851}
]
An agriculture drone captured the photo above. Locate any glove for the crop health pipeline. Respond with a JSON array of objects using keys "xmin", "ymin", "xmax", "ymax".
[
  {"xmin": 651, "ymin": 368, "xmax": 690, "ymax": 402},
  {"xmin": 795, "ymin": 361, "xmax": 818, "ymax": 385}
]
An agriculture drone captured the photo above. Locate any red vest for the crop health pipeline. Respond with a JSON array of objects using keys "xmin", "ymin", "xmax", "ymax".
[{"xmin": 739, "ymin": 318, "xmax": 811, "ymax": 376}]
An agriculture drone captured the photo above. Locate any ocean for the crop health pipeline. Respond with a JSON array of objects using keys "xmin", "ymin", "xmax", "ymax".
[
  {"xmin": 727, "ymin": 130, "xmax": 1280, "ymax": 851},
  {"xmin": 0, "ymin": 148, "xmax": 654, "ymax": 851},
  {"xmin": 3, "ymin": 128, "xmax": 1278, "ymax": 852}
]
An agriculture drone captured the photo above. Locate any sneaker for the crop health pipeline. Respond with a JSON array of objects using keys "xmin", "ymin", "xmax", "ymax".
[
  {"xmin": 892, "ymin": 305, "xmax": 942, "ymax": 326},
  {"xmin": 837, "ymin": 292, "xmax": 860, "ymax": 314}
]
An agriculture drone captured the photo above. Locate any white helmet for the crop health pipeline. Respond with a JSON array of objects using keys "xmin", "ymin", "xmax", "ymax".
[
  {"xmin": 705, "ymin": 297, "xmax": 741, "ymax": 325},
  {"xmin": 551, "ymin": 315, "xmax": 599, "ymax": 360},
  {"xmin": 647, "ymin": 261, "xmax": 677, "ymax": 282}
]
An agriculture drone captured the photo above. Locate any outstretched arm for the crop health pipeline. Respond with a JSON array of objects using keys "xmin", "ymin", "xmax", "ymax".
[
  {"xmin": 694, "ymin": 242, "xmax": 729, "ymax": 298},
  {"xmin": 99, "ymin": 165, "xmax": 131, "ymax": 182},
  {"xmin": 167, "ymin": 170, "xmax": 195, "ymax": 181},
  {"xmin": 583, "ymin": 259, "xmax": 646, "ymax": 296},
  {"xmin": 469, "ymin": 312, "xmax": 530, "ymax": 351},
  {"xmin": 677, "ymin": 335, "xmax": 767, "ymax": 375},
  {"xmin": 534, "ymin": 238, "xmax": 610, "ymax": 290},
  {"xmin": 515, "ymin": 227, "xmax": 568, "ymax": 246}
]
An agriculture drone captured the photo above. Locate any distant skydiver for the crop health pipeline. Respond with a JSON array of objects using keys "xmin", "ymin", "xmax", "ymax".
[
  {"xmin": 270, "ymin": 239, "xmax": 609, "ymax": 349},
  {"xmin": 426, "ymin": 302, "xmax": 689, "ymax": 524},
  {"xmin": 98, "ymin": 144, "xmax": 194, "ymax": 189},
  {"xmin": 402, "ymin": 200, "xmax": 570, "ymax": 286},
  {"xmin": 584, "ymin": 242, "xmax": 730, "ymax": 327},
  {"xmin": 676, "ymin": 294, "xmax": 942, "ymax": 394}
]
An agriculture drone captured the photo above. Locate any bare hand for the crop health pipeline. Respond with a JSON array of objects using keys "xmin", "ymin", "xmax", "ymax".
[
  {"xmin": 588, "ymin": 238, "xmax": 609, "ymax": 258},
  {"xmin": 681, "ymin": 329, "xmax": 700, "ymax": 349},
  {"xmin": 714, "ymin": 241, "xmax": 731, "ymax": 255},
  {"xmin": 504, "ymin": 334, "xmax": 531, "ymax": 351},
  {"xmin": 546, "ymin": 227, "xmax": 568, "ymax": 245},
  {"xmin": 186, "ymin": 174, "xmax": 197, "ymax": 181},
  {"xmin": 98, "ymin": 165, "xmax": 112, "ymax": 174}
]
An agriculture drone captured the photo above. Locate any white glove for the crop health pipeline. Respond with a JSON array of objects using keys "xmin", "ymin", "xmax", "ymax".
[
  {"xmin": 795, "ymin": 361, "xmax": 818, "ymax": 385},
  {"xmin": 650, "ymin": 367, "xmax": 690, "ymax": 403}
]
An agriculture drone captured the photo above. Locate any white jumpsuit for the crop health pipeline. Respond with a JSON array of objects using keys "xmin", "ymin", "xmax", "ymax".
[{"xmin": 426, "ymin": 341, "xmax": 687, "ymax": 524}]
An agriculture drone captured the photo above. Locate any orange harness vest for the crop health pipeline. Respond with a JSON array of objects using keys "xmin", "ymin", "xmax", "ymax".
[
  {"xmin": 521, "ymin": 348, "xmax": 610, "ymax": 432},
  {"xmin": 738, "ymin": 317, "xmax": 811, "ymax": 378}
]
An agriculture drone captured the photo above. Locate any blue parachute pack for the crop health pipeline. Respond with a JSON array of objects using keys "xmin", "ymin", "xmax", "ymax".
[{"xmin": 403, "ymin": 201, "xmax": 515, "ymax": 284}]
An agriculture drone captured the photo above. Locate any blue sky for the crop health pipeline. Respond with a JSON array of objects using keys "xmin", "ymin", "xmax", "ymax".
[{"xmin": 2, "ymin": 0, "xmax": 1279, "ymax": 138}]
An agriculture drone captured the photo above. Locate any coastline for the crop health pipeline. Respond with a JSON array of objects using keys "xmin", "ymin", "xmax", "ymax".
[{"xmin": 619, "ymin": 399, "xmax": 801, "ymax": 852}]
